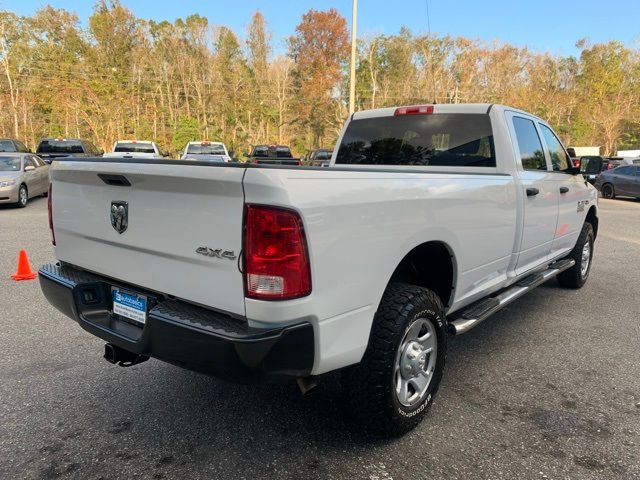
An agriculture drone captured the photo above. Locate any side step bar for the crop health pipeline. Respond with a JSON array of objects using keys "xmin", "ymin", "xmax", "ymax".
[{"xmin": 448, "ymin": 258, "xmax": 575, "ymax": 335}]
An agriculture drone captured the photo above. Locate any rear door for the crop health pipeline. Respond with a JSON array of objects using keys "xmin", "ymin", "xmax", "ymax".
[
  {"xmin": 50, "ymin": 161, "xmax": 248, "ymax": 316},
  {"xmin": 508, "ymin": 113, "xmax": 558, "ymax": 274},
  {"xmin": 630, "ymin": 166, "xmax": 640, "ymax": 197},
  {"xmin": 23, "ymin": 156, "xmax": 40, "ymax": 195},
  {"xmin": 613, "ymin": 166, "xmax": 636, "ymax": 195}
]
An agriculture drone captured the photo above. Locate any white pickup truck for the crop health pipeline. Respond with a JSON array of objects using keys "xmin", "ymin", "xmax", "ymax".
[
  {"xmin": 103, "ymin": 140, "xmax": 164, "ymax": 159},
  {"xmin": 39, "ymin": 104, "xmax": 598, "ymax": 435}
]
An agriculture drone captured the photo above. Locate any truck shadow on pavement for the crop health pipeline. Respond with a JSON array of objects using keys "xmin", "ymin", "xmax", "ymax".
[{"xmin": 28, "ymin": 282, "xmax": 633, "ymax": 479}]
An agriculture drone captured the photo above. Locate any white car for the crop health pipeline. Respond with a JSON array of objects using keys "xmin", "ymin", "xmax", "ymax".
[
  {"xmin": 181, "ymin": 141, "xmax": 231, "ymax": 162},
  {"xmin": 103, "ymin": 140, "xmax": 164, "ymax": 159},
  {"xmin": 39, "ymin": 104, "xmax": 598, "ymax": 435}
]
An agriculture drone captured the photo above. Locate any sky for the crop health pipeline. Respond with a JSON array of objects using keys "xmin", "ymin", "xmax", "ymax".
[{"xmin": 1, "ymin": 0, "xmax": 638, "ymax": 56}]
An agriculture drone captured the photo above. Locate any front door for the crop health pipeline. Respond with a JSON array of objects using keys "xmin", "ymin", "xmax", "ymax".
[{"xmin": 537, "ymin": 123, "xmax": 584, "ymax": 256}]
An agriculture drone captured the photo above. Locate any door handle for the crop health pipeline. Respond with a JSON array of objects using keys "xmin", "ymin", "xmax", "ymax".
[
  {"xmin": 559, "ymin": 186, "xmax": 569, "ymax": 194},
  {"xmin": 526, "ymin": 187, "xmax": 539, "ymax": 197}
]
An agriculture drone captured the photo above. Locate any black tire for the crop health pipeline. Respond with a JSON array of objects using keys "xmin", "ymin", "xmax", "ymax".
[
  {"xmin": 16, "ymin": 184, "xmax": 28, "ymax": 208},
  {"xmin": 341, "ymin": 283, "xmax": 447, "ymax": 436},
  {"xmin": 601, "ymin": 184, "xmax": 615, "ymax": 199},
  {"xmin": 557, "ymin": 222, "xmax": 594, "ymax": 289}
]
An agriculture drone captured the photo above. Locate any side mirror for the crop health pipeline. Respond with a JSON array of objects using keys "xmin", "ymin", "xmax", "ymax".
[{"xmin": 24, "ymin": 165, "xmax": 35, "ymax": 172}]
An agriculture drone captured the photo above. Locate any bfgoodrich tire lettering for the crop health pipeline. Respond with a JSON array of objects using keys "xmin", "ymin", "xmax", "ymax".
[
  {"xmin": 557, "ymin": 222, "xmax": 594, "ymax": 289},
  {"xmin": 341, "ymin": 283, "xmax": 447, "ymax": 436}
]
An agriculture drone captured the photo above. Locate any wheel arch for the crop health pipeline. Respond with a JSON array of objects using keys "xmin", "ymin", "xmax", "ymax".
[
  {"xmin": 387, "ymin": 240, "xmax": 456, "ymax": 309},
  {"xmin": 585, "ymin": 205, "xmax": 598, "ymax": 239}
]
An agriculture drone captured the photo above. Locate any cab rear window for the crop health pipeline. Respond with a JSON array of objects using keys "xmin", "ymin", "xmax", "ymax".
[
  {"xmin": 335, "ymin": 113, "xmax": 495, "ymax": 167},
  {"xmin": 114, "ymin": 142, "xmax": 155, "ymax": 154},
  {"xmin": 37, "ymin": 140, "xmax": 84, "ymax": 154}
]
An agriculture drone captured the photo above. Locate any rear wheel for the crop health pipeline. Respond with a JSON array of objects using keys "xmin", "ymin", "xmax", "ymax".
[
  {"xmin": 557, "ymin": 222, "xmax": 594, "ymax": 289},
  {"xmin": 341, "ymin": 283, "xmax": 447, "ymax": 436},
  {"xmin": 601, "ymin": 184, "xmax": 615, "ymax": 199},
  {"xmin": 16, "ymin": 185, "xmax": 28, "ymax": 208}
]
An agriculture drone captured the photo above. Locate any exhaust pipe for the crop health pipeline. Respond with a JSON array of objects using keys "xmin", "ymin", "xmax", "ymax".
[
  {"xmin": 296, "ymin": 376, "xmax": 319, "ymax": 395},
  {"xmin": 104, "ymin": 343, "xmax": 149, "ymax": 367}
]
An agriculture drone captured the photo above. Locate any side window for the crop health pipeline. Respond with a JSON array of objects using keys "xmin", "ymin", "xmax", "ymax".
[
  {"xmin": 512, "ymin": 116, "xmax": 547, "ymax": 171},
  {"xmin": 33, "ymin": 156, "xmax": 45, "ymax": 167},
  {"xmin": 615, "ymin": 166, "xmax": 632, "ymax": 176},
  {"xmin": 539, "ymin": 124, "xmax": 570, "ymax": 172},
  {"xmin": 16, "ymin": 141, "xmax": 29, "ymax": 152},
  {"xmin": 25, "ymin": 157, "xmax": 37, "ymax": 169}
]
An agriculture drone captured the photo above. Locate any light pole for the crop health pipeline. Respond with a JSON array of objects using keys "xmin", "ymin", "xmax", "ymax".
[{"xmin": 348, "ymin": 0, "xmax": 358, "ymax": 114}]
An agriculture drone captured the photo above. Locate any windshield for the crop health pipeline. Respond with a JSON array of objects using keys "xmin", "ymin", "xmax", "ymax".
[
  {"xmin": 336, "ymin": 113, "xmax": 496, "ymax": 167},
  {"xmin": 0, "ymin": 156, "xmax": 21, "ymax": 171},
  {"xmin": 0, "ymin": 140, "xmax": 16, "ymax": 152},
  {"xmin": 114, "ymin": 142, "xmax": 156, "ymax": 154},
  {"xmin": 37, "ymin": 140, "xmax": 84, "ymax": 154},
  {"xmin": 186, "ymin": 144, "xmax": 226, "ymax": 155}
]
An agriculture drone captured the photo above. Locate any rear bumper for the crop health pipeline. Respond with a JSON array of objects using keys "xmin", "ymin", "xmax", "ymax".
[{"xmin": 38, "ymin": 262, "xmax": 314, "ymax": 382}]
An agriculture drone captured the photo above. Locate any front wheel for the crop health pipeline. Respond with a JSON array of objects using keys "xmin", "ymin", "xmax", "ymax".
[
  {"xmin": 16, "ymin": 185, "xmax": 28, "ymax": 208},
  {"xmin": 557, "ymin": 222, "xmax": 594, "ymax": 289},
  {"xmin": 601, "ymin": 184, "xmax": 615, "ymax": 199},
  {"xmin": 341, "ymin": 283, "xmax": 447, "ymax": 436}
]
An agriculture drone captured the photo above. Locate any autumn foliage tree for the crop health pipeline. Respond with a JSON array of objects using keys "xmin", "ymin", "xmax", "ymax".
[
  {"xmin": 0, "ymin": 2, "xmax": 638, "ymax": 157},
  {"xmin": 289, "ymin": 8, "xmax": 349, "ymax": 149}
]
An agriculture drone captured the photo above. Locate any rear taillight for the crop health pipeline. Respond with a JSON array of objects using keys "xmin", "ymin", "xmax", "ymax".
[
  {"xmin": 47, "ymin": 183, "xmax": 56, "ymax": 246},
  {"xmin": 243, "ymin": 205, "xmax": 311, "ymax": 300},
  {"xmin": 394, "ymin": 105, "xmax": 434, "ymax": 116}
]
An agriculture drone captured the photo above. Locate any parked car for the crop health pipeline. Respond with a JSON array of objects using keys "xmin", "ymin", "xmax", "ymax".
[
  {"xmin": 0, "ymin": 138, "xmax": 31, "ymax": 153},
  {"xmin": 248, "ymin": 145, "xmax": 300, "ymax": 165},
  {"xmin": 182, "ymin": 141, "xmax": 231, "ymax": 162},
  {"xmin": 36, "ymin": 138, "xmax": 102, "ymax": 164},
  {"xmin": 0, "ymin": 153, "xmax": 49, "ymax": 207},
  {"xmin": 39, "ymin": 104, "xmax": 598, "ymax": 436},
  {"xmin": 307, "ymin": 148, "xmax": 333, "ymax": 167},
  {"xmin": 595, "ymin": 164, "xmax": 640, "ymax": 199},
  {"xmin": 103, "ymin": 140, "xmax": 164, "ymax": 159}
]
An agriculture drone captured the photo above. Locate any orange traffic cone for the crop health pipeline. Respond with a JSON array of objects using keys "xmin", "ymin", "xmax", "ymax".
[{"xmin": 11, "ymin": 249, "xmax": 37, "ymax": 281}]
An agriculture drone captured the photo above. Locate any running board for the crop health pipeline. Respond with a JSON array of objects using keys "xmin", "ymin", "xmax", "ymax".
[{"xmin": 448, "ymin": 258, "xmax": 575, "ymax": 335}]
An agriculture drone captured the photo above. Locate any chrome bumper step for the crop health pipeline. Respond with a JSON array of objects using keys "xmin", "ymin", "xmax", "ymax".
[{"xmin": 448, "ymin": 258, "xmax": 575, "ymax": 335}]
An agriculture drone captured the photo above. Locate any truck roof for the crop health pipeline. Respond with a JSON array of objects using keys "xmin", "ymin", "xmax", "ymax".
[{"xmin": 351, "ymin": 103, "xmax": 542, "ymax": 122}]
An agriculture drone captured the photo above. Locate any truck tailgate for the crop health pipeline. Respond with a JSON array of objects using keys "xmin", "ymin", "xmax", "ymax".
[{"xmin": 50, "ymin": 160, "xmax": 247, "ymax": 316}]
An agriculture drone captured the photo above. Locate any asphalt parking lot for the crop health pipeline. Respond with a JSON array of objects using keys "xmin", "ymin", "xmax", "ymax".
[{"xmin": 1, "ymin": 197, "xmax": 639, "ymax": 480}]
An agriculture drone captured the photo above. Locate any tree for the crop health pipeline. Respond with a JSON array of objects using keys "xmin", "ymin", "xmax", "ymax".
[
  {"xmin": 289, "ymin": 8, "xmax": 349, "ymax": 148},
  {"xmin": 172, "ymin": 116, "xmax": 199, "ymax": 152}
]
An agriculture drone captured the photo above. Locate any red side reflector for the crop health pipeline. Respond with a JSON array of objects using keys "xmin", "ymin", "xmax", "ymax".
[
  {"xmin": 47, "ymin": 183, "xmax": 56, "ymax": 246},
  {"xmin": 394, "ymin": 105, "xmax": 434, "ymax": 116},
  {"xmin": 244, "ymin": 205, "xmax": 311, "ymax": 300}
]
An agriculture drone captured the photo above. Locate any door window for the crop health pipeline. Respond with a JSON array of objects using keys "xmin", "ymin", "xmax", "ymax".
[
  {"xmin": 614, "ymin": 166, "xmax": 634, "ymax": 176},
  {"xmin": 25, "ymin": 157, "xmax": 37, "ymax": 169},
  {"xmin": 512, "ymin": 117, "xmax": 547, "ymax": 171},
  {"xmin": 539, "ymin": 124, "xmax": 570, "ymax": 172}
]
